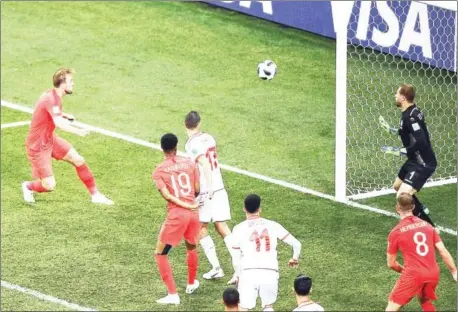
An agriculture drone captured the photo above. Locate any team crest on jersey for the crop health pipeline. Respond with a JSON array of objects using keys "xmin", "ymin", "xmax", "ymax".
[{"xmin": 191, "ymin": 148, "xmax": 198, "ymax": 155}]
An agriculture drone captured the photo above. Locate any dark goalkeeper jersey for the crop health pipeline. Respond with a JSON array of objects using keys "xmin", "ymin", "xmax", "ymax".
[{"xmin": 398, "ymin": 104, "xmax": 437, "ymax": 166}]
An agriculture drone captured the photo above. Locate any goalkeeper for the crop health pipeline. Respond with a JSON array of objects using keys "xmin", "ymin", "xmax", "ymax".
[{"xmin": 379, "ymin": 84, "xmax": 437, "ymax": 227}]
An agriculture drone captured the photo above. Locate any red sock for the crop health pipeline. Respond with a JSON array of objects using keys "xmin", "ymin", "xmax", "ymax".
[
  {"xmin": 421, "ymin": 301, "xmax": 436, "ymax": 312},
  {"xmin": 155, "ymin": 254, "xmax": 177, "ymax": 294},
  {"xmin": 186, "ymin": 249, "xmax": 198, "ymax": 285},
  {"xmin": 75, "ymin": 164, "xmax": 97, "ymax": 195},
  {"xmin": 27, "ymin": 180, "xmax": 50, "ymax": 193}
]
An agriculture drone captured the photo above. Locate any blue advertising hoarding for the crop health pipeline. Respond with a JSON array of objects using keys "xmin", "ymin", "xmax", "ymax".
[{"xmin": 202, "ymin": 1, "xmax": 456, "ymax": 72}]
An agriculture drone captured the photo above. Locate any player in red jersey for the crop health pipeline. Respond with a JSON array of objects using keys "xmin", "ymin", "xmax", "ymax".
[
  {"xmin": 385, "ymin": 193, "xmax": 457, "ymax": 312},
  {"xmin": 152, "ymin": 133, "xmax": 201, "ymax": 305},
  {"xmin": 21, "ymin": 68, "xmax": 113, "ymax": 205}
]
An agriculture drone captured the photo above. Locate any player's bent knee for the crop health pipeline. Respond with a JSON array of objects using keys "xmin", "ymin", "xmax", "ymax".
[
  {"xmin": 156, "ymin": 244, "xmax": 172, "ymax": 255},
  {"xmin": 185, "ymin": 241, "xmax": 196, "ymax": 250},
  {"xmin": 72, "ymin": 154, "xmax": 85, "ymax": 167},
  {"xmin": 41, "ymin": 177, "xmax": 56, "ymax": 191}
]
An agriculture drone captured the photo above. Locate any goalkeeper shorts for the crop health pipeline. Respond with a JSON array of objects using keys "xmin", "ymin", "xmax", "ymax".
[{"xmin": 398, "ymin": 160, "xmax": 436, "ymax": 191}]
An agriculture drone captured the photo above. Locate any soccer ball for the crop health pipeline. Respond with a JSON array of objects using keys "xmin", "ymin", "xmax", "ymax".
[{"xmin": 257, "ymin": 60, "xmax": 277, "ymax": 80}]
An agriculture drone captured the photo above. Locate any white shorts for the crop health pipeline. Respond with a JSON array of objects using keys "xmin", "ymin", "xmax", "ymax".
[
  {"xmin": 199, "ymin": 189, "xmax": 231, "ymax": 223},
  {"xmin": 238, "ymin": 269, "xmax": 279, "ymax": 310}
]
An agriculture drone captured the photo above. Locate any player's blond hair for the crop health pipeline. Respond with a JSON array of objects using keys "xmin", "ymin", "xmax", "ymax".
[
  {"xmin": 398, "ymin": 84, "xmax": 416, "ymax": 103},
  {"xmin": 53, "ymin": 68, "xmax": 73, "ymax": 88},
  {"xmin": 397, "ymin": 193, "xmax": 415, "ymax": 211}
]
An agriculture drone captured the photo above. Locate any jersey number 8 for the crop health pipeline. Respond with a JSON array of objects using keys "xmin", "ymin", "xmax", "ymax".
[{"xmin": 413, "ymin": 232, "xmax": 429, "ymax": 257}]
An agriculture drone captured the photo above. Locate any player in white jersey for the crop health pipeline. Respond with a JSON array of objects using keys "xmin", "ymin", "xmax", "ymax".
[
  {"xmin": 184, "ymin": 111, "xmax": 236, "ymax": 283},
  {"xmin": 292, "ymin": 274, "xmax": 324, "ymax": 312},
  {"xmin": 230, "ymin": 194, "xmax": 302, "ymax": 311}
]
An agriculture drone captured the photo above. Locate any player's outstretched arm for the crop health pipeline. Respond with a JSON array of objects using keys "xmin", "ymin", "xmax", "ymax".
[
  {"xmin": 379, "ymin": 115, "xmax": 399, "ymax": 135},
  {"xmin": 435, "ymin": 241, "xmax": 457, "ymax": 281},
  {"xmin": 157, "ymin": 187, "xmax": 198, "ymax": 211},
  {"xmin": 282, "ymin": 234, "xmax": 301, "ymax": 268},
  {"xmin": 386, "ymin": 253, "xmax": 403, "ymax": 273},
  {"xmin": 53, "ymin": 116, "xmax": 88, "ymax": 137}
]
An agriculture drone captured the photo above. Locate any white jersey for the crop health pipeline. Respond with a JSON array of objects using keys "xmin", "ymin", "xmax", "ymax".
[
  {"xmin": 231, "ymin": 217, "xmax": 290, "ymax": 271},
  {"xmin": 293, "ymin": 302, "xmax": 325, "ymax": 311},
  {"xmin": 185, "ymin": 132, "xmax": 224, "ymax": 193}
]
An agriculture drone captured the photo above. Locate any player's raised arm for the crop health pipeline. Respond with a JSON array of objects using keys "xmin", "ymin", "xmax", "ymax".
[
  {"xmin": 379, "ymin": 115, "xmax": 399, "ymax": 135},
  {"xmin": 434, "ymin": 241, "xmax": 457, "ymax": 281},
  {"xmin": 46, "ymin": 102, "xmax": 88, "ymax": 137}
]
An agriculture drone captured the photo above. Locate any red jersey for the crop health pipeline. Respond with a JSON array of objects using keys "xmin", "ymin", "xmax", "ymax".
[
  {"xmin": 26, "ymin": 89, "xmax": 62, "ymax": 152},
  {"xmin": 387, "ymin": 216, "xmax": 441, "ymax": 277},
  {"xmin": 152, "ymin": 155, "xmax": 200, "ymax": 211}
]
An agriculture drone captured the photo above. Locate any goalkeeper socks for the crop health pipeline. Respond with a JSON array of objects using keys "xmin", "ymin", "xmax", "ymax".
[
  {"xmin": 200, "ymin": 235, "xmax": 221, "ymax": 270},
  {"xmin": 186, "ymin": 249, "xmax": 198, "ymax": 285},
  {"xmin": 421, "ymin": 300, "xmax": 436, "ymax": 312},
  {"xmin": 27, "ymin": 180, "xmax": 51, "ymax": 192},
  {"xmin": 412, "ymin": 195, "xmax": 435, "ymax": 227},
  {"xmin": 155, "ymin": 254, "xmax": 177, "ymax": 294},
  {"xmin": 75, "ymin": 164, "xmax": 97, "ymax": 195}
]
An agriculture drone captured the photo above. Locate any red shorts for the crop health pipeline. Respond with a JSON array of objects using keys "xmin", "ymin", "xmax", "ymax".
[
  {"xmin": 26, "ymin": 136, "xmax": 73, "ymax": 179},
  {"xmin": 159, "ymin": 208, "xmax": 200, "ymax": 247},
  {"xmin": 390, "ymin": 273, "xmax": 439, "ymax": 305}
]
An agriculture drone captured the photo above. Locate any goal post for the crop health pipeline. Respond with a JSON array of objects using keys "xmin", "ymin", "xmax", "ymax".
[{"xmin": 334, "ymin": 1, "xmax": 457, "ymax": 202}]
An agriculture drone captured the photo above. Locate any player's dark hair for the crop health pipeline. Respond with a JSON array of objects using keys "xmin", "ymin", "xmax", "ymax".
[
  {"xmin": 294, "ymin": 274, "xmax": 312, "ymax": 296},
  {"xmin": 222, "ymin": 287, "xmax": 239, "ymax": 307},
  {"xmin": 53, "ymin": 68, "xmax": 73, "ymax": 88},
  {"xmin": 399, "ymin": 84, "xmax": 415, "ymax": 102},
  {"xmin": 397, "ymin": 193, "xmax": 415, "ymax": 211},
  {"xmin": 185, "ymin": 111, "xmax": 201, "ymax": 129},
  {"xmin": 160, "ymin": 133, "xmax": 178, "ymax": 153},
  {"xmin": 244, "ymin": 194, "xmax": 261, "ymax": 213}
]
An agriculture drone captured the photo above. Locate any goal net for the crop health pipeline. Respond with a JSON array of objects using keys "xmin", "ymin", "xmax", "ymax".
[{"xmin": 334, "ymin": 1, "xmax": 457, "ymax": 201}]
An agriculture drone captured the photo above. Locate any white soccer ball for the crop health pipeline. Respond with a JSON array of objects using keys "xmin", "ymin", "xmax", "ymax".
[{"xmin": 257, "ymin": 60, "xmax": 277, "ymax": 80}]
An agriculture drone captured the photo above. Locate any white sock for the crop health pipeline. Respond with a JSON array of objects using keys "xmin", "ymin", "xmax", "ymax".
[
  {"xmin": 200, "ymin": 235, "xmax": 220, "ymax": 270},
  {"xmin": 223, "ymin": 234, "xmax": 237, "ymax": 272},
  {"xmin": 263, "ymin": 307, "xmax": 274, "ymax": 311}
]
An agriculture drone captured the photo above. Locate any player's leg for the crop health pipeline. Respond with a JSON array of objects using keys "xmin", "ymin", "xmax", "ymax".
[
  {"xmin": 387, "ymin": 274, "xmax": 419, "ymax": 312},
  {"xmin": 154, "ymin": 214, "xmax": 185, "ymax": 305},
  {"xmin": 418, "ymin": 279, "xmax": 439, "ymax": 312},
  {"xmin": 154, "ymin": 238, "xmax": 179, "ymax": 305},
  {"xmin": 238, "ymin": 270, "xmax": 258, "ymax": 311},
  {"xmin": 212, "ymin": 190, "xmax": 239, "ymax": 284},
  {"xmin": 23, "ymin": 149, "xmax": 55, "ymax": 202},
  {"xmin": 397, "ymin": 171, "xmax": 435, "ymax": 227},
  {"xmin": 385, "ymin": 300, "xmax": 402, "ymax": 312},
  {"xmin": 184, "ymin": 214, "xmax": 200, "ymax": 294},
  {"xmin": 54, "ymin": 136, "xmax": 113, "ymax": 205},
  {"xmin": 199, "ymin": 200, "xmax": 224, "ymax": 279},
  {"xmin": 259, "ymin": 271, "xmax": 279, "ymax": 312}
]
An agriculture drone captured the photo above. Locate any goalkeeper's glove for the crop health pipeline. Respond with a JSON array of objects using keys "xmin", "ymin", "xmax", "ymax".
[
  {"xmin": 379, "ymin": 115, "xmax": 398, "ymax": 135},
  {"xmin": 381, "ymin": 146, "xmax": 407, "ymax": 157}
]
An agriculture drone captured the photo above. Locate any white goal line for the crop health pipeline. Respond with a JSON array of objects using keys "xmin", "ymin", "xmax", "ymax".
[
  {"xmin": 1, "ymin": 99, "xmax": 455, "ymax": 238},
  {"xmin": 348, "ymin": 177, "xmax": 458, "ymax": 200},
  {"xmin": 1, "ymin": 280, "xmax": 97, "ymax": 311},
  {"xmin": 1, "ymin": 120, "xmax": 31, "ymax": 129}
]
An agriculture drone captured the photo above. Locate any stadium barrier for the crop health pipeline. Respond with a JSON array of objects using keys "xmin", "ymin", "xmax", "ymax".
[{"xmin": 201, "ymin": 1, "xmax": 457, "ymax": 72}]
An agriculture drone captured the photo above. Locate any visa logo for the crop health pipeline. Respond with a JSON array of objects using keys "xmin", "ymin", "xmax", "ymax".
[
  {"xmin": 332, "ymin": 1, "xmax": 432, "ymax": 58},
  {"xmin": 221, "ymin": 1, "xmax": 273, "ymax": 15}
]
